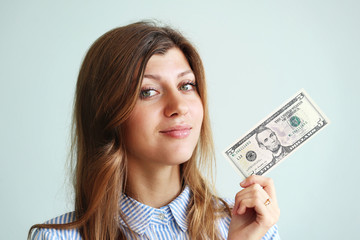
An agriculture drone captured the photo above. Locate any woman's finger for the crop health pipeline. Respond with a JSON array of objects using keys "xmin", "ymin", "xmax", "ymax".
[
  {"xmin": 240, "ymin": 175, "xmax": 277, "ymax": 202},
  {"xmin": 233, "ymin": 183, "xmax": 269, "ymax": 215},
  {"xmin": 236, "ymin": 196, "xmax": 269, "ymax": 215}
]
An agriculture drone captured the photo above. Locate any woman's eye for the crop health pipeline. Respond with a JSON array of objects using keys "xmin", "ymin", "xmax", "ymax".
[
  {"xmin": 140, "ymin": 89, "xmax": 157, "ymax": 99},
  {"xmin": 179, "ymin": 82, "xmax": 196, "ymax": 91}
]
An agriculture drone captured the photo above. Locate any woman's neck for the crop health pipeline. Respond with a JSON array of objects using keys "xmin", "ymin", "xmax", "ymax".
[{"xmin": 126, "ymin": 163, "xmax": 182, "ymax": 208}]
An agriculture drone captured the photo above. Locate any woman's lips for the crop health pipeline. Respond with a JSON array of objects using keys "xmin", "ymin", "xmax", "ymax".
[{"xmin": 159, "ymin": 125, "xmax": 192, "ymax": 139}]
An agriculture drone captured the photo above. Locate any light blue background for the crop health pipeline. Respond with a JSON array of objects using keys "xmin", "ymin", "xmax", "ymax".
[{"xmin": 1, "ymin": 0, "xmax": 359, "ymax": 239}]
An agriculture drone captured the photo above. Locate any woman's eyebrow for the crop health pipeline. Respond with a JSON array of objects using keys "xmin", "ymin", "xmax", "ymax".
[
  {"xmin": 143, "ymin": 70, "xmax": 194, "ymax": 81},
  {"xmin": 177, "ymin": 69, "xmax": 194, "ymax": 78},
  {"xmin": 143, "ymin": 73, "xmax": 160, "ymax": 80}
]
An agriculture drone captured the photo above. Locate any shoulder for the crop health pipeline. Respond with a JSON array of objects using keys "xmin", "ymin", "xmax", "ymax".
[
  {"xmin": 216, "ymin": 197, "xmax": 233, "ymax": 238},
  {"xmin": 221, "ymin": 197, "xmax": 234, "ymax": 207},
  {"xmin": 31, "ymin": 212, "xmax": 82, "ymax": 240}
]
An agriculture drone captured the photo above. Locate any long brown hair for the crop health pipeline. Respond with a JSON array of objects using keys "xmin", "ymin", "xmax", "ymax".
[{"xmin": 29, "ymin": 21, "xmax": 230, "ymax": 240}]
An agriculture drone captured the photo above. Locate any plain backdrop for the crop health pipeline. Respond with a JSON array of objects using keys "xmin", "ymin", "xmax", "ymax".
[{"xmin": 1, "ymin": 0, "xmax": 359, "ymax": 239}]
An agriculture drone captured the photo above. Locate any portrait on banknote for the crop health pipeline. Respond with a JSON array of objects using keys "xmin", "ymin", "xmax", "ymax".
[{"xmin": 255, "ymin": 125, "xmax": 292, "ymax": 164}]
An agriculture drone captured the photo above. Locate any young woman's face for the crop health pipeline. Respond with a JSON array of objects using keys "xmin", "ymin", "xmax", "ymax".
[{"xmin": 124, "ymin": 47, "xmax": 204, "ymax": 168}]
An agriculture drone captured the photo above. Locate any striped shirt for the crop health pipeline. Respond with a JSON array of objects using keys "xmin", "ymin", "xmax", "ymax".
[{"xmin": 32, "ymin": 186, "xmax": 280, "ymax": 239}]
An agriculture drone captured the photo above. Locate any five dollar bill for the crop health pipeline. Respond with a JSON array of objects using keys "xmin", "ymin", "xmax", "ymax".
[{"xmin": 223, "ymin": 89, "xmax": 330, "ymax": 178}]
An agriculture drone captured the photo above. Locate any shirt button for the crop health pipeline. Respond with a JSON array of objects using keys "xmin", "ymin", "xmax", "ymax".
[{"xmin": 158, "ymin": 213, "xmax": 165, "ymax": 220}]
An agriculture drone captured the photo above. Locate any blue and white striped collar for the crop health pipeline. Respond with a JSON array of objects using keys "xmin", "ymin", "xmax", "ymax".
[{"xmin": 118, "ymin": 186, "xmax": 191, "ymax": 235}]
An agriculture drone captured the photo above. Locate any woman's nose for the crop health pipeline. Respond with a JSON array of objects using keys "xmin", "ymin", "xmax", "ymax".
[{"xmin": 164, "ymin": 91, "xmax": 189, "ymax": 117}]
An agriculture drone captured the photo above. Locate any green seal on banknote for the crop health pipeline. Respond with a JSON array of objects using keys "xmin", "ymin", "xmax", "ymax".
[{"xmin": 290, "ymin": 116, "xmax": 301, "ymax": 127}]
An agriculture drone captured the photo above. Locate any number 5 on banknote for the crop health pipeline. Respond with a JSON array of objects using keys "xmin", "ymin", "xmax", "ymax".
[{"xmin": 223, "ymin": 89, "xmax": 330, "ymax": 178}]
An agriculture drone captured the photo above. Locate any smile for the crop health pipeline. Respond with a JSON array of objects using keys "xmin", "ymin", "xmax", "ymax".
[{"xmin": 159, "ymin": 125, "xmax": 192, "ymax": 139}]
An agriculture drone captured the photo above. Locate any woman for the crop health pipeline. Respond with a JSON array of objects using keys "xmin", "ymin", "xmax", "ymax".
[{"xmin": 29, "ymin": 21, "xmax": 280, "ymax": 240}]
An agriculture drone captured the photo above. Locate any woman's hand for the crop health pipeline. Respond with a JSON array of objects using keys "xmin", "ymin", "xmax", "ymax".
[{"xmin": 227, "ymin": 175, "xmax": 280, "ymax": 240}]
